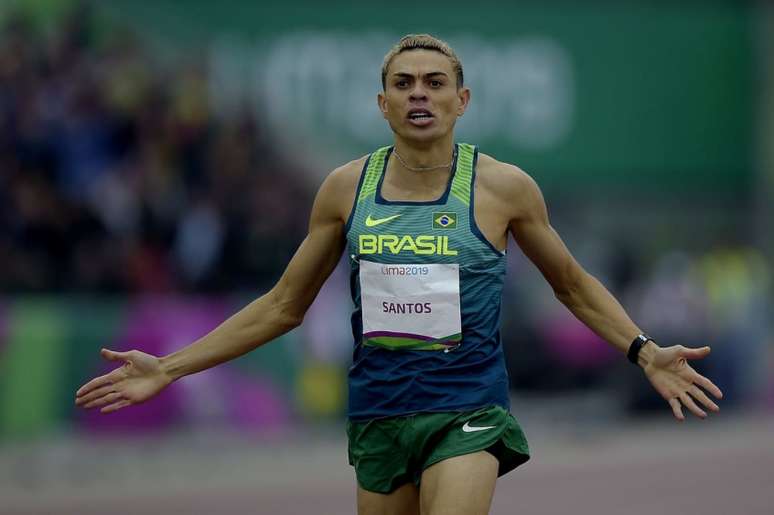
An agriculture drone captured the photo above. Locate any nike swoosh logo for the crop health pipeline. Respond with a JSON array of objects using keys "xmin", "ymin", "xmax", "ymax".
[
  {"xmin": 462, "ymin": 421, "xmax": 497, "ymax": 433},
  {"xmin": 365, "ymin": 214, "xmax": 401, "ymax": 227}
]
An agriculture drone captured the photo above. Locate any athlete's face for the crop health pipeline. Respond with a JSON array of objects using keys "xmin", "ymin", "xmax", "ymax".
[{"xmin": 378, "ymin": 49, "xmax": 470, "ymax": 144}]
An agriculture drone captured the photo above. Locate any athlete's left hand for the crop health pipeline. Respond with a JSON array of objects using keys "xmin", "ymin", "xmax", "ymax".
[{"xmin": 642, "ymin": 344, "xmax": 723, "ymax": 421}]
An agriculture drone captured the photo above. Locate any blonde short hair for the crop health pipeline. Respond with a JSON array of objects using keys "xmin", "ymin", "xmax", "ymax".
[{"xmin": 381, "ymin": 34, "xmax": 464, "ymax": 90}]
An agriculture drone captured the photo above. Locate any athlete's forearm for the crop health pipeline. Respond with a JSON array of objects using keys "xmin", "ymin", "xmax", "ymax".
[
  {"xmin": 159, "ymin": 290, "xmax": 302, "ymax": 381},
  {"xmin": 555, "ymin": 269, "xmax": 644, "ymax": 355}
]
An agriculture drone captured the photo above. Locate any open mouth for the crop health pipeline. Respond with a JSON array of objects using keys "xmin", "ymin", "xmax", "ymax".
[{"xmin": 407, "ymin": 108, "xmax": 434, "ymax": 126}]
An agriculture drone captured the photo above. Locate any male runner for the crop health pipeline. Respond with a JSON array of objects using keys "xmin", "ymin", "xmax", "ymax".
[{"xmin": 75, "ymin": 35, "xmax": 723, "ymax": 515}]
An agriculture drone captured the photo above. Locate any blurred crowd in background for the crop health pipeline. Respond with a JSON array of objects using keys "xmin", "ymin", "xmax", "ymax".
[
  {"xmin": 0, "ymin": 5, "xmax": 311, "ymax": 294},
  {"xmin": 0, "ymin": 2, "xmax": 771, "ymax": 429}
]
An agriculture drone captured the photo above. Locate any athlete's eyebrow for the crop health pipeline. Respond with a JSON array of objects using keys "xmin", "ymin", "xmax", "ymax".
[{"xmin": 392, "ymin": 71, "xmax": 449, "ymax": 80}]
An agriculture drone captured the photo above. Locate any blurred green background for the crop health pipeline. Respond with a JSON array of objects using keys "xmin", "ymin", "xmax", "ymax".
[{"xmin": 108, "ymin": 0, "xmax": 756, "ymax": 195}]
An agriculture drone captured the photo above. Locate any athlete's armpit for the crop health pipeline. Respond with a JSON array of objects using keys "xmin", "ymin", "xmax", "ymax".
[{"xmin": 475, "ymin": 156, "xmax": 581, "ymax": 294}]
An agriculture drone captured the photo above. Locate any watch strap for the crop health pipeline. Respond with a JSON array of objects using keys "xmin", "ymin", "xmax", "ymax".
[{"xmin": 627, "ymin": 334, "xmax": 653, "ymax": 364}]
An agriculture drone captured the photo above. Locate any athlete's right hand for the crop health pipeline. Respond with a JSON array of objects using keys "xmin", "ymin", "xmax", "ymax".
[{"xmin": 75, "ymin": 348, "xmax": 173, "ymax": 413}]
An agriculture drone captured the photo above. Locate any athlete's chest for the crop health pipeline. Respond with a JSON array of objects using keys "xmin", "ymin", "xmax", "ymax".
[
  {"xmin": 378, "ymin": 179, "xmax": 506, "ymax": 254},
  {"xmin": 346, "ymin": 144, "xmax": 505, "ymax": 259},
  {"xmin": 351, "ymin": 202, "xmax": 466, "ymax": 258},
  {"xmin": 379, "ymin": 173, "xmax": 451, "ymax": 203}
]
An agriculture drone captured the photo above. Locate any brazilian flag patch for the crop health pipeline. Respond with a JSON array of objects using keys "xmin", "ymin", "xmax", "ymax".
[{"xmin": 433, "ymin": 212, "xmax": 457, "ymax": 229}]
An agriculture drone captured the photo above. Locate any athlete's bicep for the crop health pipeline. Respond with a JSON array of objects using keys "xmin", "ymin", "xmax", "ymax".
[
  {"xmin": 507, "ymin": 174, "xmax": 582, "ymax": 295},
  {"xmin": 274, "ymin": 220, "xmax": 345, "ymax": 315}
]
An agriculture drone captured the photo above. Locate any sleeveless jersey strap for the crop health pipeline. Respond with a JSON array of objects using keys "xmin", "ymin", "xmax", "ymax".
[
  {"xmin": 357, "ymin": 146, "xmax": 392, "ymax": 203},
  {"xmin": 450, "ymin": 143, "xmax": 476, "ymax": 206}
]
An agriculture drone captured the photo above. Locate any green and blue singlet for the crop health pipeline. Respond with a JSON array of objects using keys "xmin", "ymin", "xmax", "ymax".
[{"xmin": 346, "ymin": 143, "xmax": 510, "ymax": 421}]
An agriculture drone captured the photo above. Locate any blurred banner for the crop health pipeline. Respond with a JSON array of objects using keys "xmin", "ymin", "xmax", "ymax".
[{"xmin": 99, "ymin": 1, "xmax": 755, "ymax": 195}]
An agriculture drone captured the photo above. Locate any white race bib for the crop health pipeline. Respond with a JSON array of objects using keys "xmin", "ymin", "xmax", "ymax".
[{"xmin": 359, "ymin": 260, "xmax": 461, "ymax": 350}]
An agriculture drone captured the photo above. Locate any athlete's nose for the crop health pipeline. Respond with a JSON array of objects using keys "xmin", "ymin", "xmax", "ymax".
[{"xmin": 409, "ymin": 84, "xmax": 428, "ymax": 101}]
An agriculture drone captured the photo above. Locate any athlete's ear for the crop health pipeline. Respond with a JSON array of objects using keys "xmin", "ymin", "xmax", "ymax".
[
  {"xmin": 457, "ymin": 87, "xmax": 471, "ymax": 117},
  {"xmin": 377, "ymin": 91, "xmax": 389, "ymax": 119}
]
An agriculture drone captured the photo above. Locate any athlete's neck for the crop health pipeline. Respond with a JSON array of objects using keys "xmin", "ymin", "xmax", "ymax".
[{"xmin": 392, "ymin": 137, "xmax": 455, "ymax": 172}]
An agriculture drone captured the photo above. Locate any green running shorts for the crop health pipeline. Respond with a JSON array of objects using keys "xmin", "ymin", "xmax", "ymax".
[{"xmin": 347, "ymin": 405, "xmax": 530, "ymax": 493}]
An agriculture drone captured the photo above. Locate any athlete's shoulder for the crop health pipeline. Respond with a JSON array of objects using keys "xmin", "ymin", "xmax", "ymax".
[
  {"xmin": 314, "ymin": 155, "xmax": 369, "ymax": 222},
  {"xmin": 326, "ymin": 155, "xmax": 368, "ymax": 188},
  {"xmin": 318, "ymin": 155, "xmax": 367, "ymax": 196},
  {"xmin": 475, "ymin": 152, "xmax": 542, "ymax": 205}
]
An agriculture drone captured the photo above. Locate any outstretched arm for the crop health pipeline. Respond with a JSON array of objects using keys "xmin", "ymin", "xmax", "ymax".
[
  {"xmin": 75, "ymin": 162, "xmax": 359, "ymax": 413},
  {"xmin": 157, "ymin": 169, "xmax": 348, "ymax": 380},
  {"xmin": 504, "ymin": 166, "xmax": 722, "ymax": 420}
]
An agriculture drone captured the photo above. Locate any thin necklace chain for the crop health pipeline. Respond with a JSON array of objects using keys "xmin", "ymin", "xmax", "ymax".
[{"xmin": 392, "ymin": 147, "xmax": 456, "ymax": 172}]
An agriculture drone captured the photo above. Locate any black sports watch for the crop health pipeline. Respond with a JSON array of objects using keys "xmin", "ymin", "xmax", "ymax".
[{"xmin": 627, "ymin": 334, "xmax": 654, "ymax": 364}]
